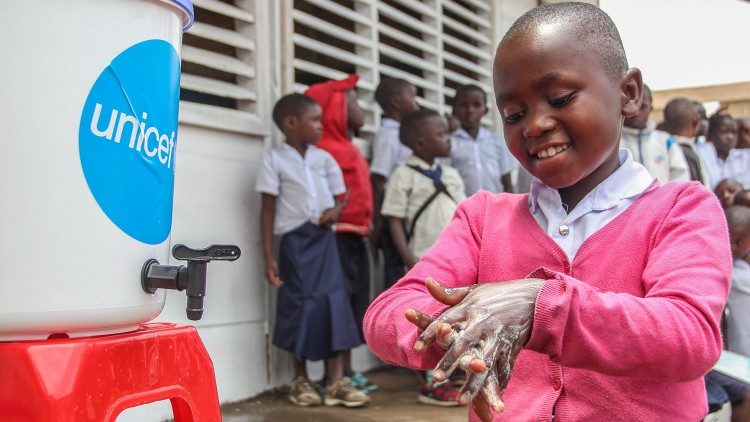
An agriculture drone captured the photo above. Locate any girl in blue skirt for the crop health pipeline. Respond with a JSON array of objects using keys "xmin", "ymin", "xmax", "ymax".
[{"xmin": 256, "ymin": 93, "xmax": 369, "ymax": 408}]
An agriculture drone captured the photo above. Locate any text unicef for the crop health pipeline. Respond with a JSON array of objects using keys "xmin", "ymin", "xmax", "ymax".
[{"xmin": 89, "ymin": 103, "xmax": 176, "ymax": 168}]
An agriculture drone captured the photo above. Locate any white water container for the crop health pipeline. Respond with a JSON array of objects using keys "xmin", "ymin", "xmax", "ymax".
[{"xmin": 0, "ymin": 0, "xmax": 194, "ymax": 340}]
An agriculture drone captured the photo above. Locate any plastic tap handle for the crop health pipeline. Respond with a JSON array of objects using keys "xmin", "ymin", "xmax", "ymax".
[{"xmin": 171, "ymin": 244, "xmax": 241, "ymax": 262}]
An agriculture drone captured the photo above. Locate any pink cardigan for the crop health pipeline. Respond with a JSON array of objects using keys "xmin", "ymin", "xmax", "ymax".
[{"xmin": 364, "ymin": 182, "xmax": 731, "ymax": 421}]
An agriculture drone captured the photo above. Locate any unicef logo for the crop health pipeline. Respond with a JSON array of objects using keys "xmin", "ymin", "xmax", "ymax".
[{"xmin": 79, "ymin": 40, "xmax": 180, "ymax": 245}]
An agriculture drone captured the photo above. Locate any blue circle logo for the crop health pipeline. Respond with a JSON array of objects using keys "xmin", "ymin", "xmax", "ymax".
[{"xmin": 79, "ymin": 40, "xmax": 180, "ymax": 244}]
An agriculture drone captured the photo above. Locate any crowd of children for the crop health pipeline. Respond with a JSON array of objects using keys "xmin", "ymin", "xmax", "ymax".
[{"xmin": 255, "ymin": 1, "xmax": 750, "ymax": 419}]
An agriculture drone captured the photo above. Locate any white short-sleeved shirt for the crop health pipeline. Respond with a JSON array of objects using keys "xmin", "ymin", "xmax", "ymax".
[
  {"xmin": 529, "ymin": 149, "xmax": 654, "ymax": 261},
  {"xmin": 381, "ymin": 156, "xmax": 466, "ymax": 259},
  {"xmin": 370, "ymin": 118, "xmax": 413, "ymax": 179},
  {"xmin": 255, "ymin": 143, "xmax": 346, "ymax": 235},
  {"xmin": 704, "ymin": 147, "xmax": 750, "ymax": 189},
  {"xmin": 447, "ymin": 127, "xmax": 517, "ymax": 195}
]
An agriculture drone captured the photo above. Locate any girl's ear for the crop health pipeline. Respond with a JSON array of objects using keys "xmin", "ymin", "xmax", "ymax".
[{"xmin": 621, "ymin": 68, "xmax": 643, "ymax": 118}]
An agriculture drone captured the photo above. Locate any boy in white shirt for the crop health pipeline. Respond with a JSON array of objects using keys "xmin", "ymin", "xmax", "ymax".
[
  {"xmin": 619, "ymin": 84, "xmax": 688, "ymax": 182},
  {"xmin": 381, "ymin": 109, "xmax": 465, "ymax": 406},
  {"xmin": 371, "ymin": 77, "xmax": 420, "ymax": 288},
  {"xmin": 447, "ymin": 84, "xmax": 517, "ymax": 196}
]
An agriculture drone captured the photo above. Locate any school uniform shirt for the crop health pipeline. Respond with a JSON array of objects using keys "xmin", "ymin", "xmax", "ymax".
[
  {"xmin": 529, "ymin": 149, "xmax": 654, "ymax": 261},
  {"xmin": 370, "ymin": 118, "xmax": 413, "ymax": 179},
  {"xmin": 704, "ymin": 148, "xmax": 750, "ymax": 189},
  {"xmin": 727, "ymin": 259, "xmax": 750, "ymax": 356},
  {"xmin": 255, "ymin": 143, "xmax": 346, "ymax": 236},
  {"xmin": 619, "ymin": 123, "xmax": 689, "ymax": 183},
  {"xmin": 381, "ymin": 156, "xmax": 465, "ymax": 259},
  {"xmin": 447, "ymin": 127, "xmax": 517, "ymax": 195}
]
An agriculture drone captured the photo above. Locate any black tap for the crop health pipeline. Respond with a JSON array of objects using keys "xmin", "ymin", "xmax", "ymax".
[{"xmin": 141, "ymin": 244, "xmax": 241, "ymax": 320}]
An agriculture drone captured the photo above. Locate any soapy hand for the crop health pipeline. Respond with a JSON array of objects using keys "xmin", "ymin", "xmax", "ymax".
[{"xmin": 405, "ymin": 278, "xmax": 543, "ymax": 421}]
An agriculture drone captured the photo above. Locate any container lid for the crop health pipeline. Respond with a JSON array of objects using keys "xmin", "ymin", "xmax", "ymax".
[{"xmin": 167, "ymin": 0, "xmax": 195, "ymax": 31}]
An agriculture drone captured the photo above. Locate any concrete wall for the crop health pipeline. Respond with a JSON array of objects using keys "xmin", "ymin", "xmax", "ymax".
[{"xmin": 652, "ymin": 81, "xmax": 750, "ymax": 121}]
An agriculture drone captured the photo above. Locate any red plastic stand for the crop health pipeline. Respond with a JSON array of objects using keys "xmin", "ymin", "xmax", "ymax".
[{"xmin": 0, "ymin": 322, "xmax": 221, "ymax": 422}]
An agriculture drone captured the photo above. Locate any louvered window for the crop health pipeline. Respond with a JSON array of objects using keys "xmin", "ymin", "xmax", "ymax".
[
  {"xmin": 285, "ymin": 0, "xmax": 496, "ymax": 154},
  {"xmin": 179, "ymin": 0, "xmax": 270, "ymax": 135}
]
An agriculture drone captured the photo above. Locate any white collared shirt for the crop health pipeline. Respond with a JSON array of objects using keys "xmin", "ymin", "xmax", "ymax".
[
  {"xmin": 256, "ymin": 143, "xmax": 346, "ymax": 235},
  {"xmin": 528, "ymin": 149, "xmax": 655, "ymax": 261},
  {"xmin": 370, "ymin": 118, "xmax": 413, "ymax": 179},
  {"xmin": 704, "ymin": 147, "xmax": 750, "ymax": 190},
  {"xmin": 447, "ymin": 127, "xmax": 517, "ymax": 195}
]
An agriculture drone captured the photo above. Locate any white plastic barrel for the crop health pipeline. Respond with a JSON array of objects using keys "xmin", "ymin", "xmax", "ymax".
[{"xmin": 0, "ymin": 0, "xmax": 194, "ymax": 340}]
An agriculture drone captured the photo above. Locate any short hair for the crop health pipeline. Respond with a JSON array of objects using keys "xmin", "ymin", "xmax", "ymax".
[
  {"xmin": 663, "ymin": 97, "xmax": 697, "ymax": 132},
  {"xmin": 725, "ymin": 205, "xmax": 750, "ymax": 233},
  {"xmin": 272, "ymin": 93, "xmax": 318, "ymax": 130},
  {"xmin": 452, "ymin": 84, "xmax": 487, "ymax": 109},
  {"xmin": 400, "ymin": 109, "xmax": 442, "ymax": 147},
  {"xmin": 708, "ymin": 113, "xmax": 736, "ymax": 136},
  {"xmin": 375, "ymin": 77, "xmax": 413, "ymax": 111},
  {"xmin": 500, "ymin": 2, "xmax": 628, "ymax": 81}
]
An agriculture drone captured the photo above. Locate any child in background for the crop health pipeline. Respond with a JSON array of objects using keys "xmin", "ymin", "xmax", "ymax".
[
  {"xmin": 364, "ymin": 3, "xmax": 730, "ymax": 421},
  {"xmin": 447, "ymin": 84, "xmax": 516, "ymax": 196},
  {"xmin": 382, "ymin": 110, "xmax": 466, "ymax": 278},
  {"xmin": 305, "ymin": 75, "xmax": 377, "ymax": 394},
  {"xmin": 706, "ymin": 114, "xmax": 750, "ymax": 189},
  {"xmin": 619, "ymin": 84, "xmax": 688, "ymax": 182},
  {"xmin": 704, "ymin": 205, "xmax": 750, "ymax": 422},
  {"xmin": 725, "ymin": 205, "xmax": 750, "ymax": 357},
  {"xmin": 381, "ymin": 109, "xmax": 465, "ymax": 406},
  {"xmin": 370, "ymin": 77, "xmax": 420, "ymax": 289},
  {"xmin": 663, "ymin": 97, "xmax": 712, "ymax": 186},
  {"xmin": 256, "ymin": 94, "xmax": 369, "ymax": 408}
]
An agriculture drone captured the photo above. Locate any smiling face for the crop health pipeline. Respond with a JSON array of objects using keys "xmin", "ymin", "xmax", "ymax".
[{"xmin": 493, "ymin": 25, "xmax": 641, "ymax": 193}]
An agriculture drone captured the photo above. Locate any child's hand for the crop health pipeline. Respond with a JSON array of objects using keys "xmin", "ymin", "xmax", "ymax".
[
  {"xmin": 406, "ymin": 277, "xmax": 544, "ymax": 419},
  {"xmin": 318, "ymin": 206, "xmax": 342, "ymax": 227},
  {"xmin": 264, "ymin": 258, "xmax": 283, "ymax": 288}
]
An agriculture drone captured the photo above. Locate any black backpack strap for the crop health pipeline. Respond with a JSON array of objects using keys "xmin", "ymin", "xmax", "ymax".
[{"xmin": 406, "ymin": 165, "xmax": 456, "ymax": 238}]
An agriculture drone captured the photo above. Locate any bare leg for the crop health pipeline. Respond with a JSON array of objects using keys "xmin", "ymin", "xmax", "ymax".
[
  {"xmin": 293, "ymin": 358, "xmax": 308, "ymax": 380},
  {"xmin": 326, "ymin": 353, "xmax": 345, "ymax": 385},
  {"xmin": 343, "ymin": 350, "xmax": 353, "ymax": 376}
]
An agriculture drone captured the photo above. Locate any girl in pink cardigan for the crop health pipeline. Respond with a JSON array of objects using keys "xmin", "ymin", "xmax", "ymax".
[{"xmin": 363, "ymin": 3, "xmax": 731, "ymax": 421}]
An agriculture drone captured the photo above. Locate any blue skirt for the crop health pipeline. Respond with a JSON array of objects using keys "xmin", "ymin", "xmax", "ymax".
[{"xmin": 273, "ymin": 222, "xmax": 362, "ymax": 361}]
